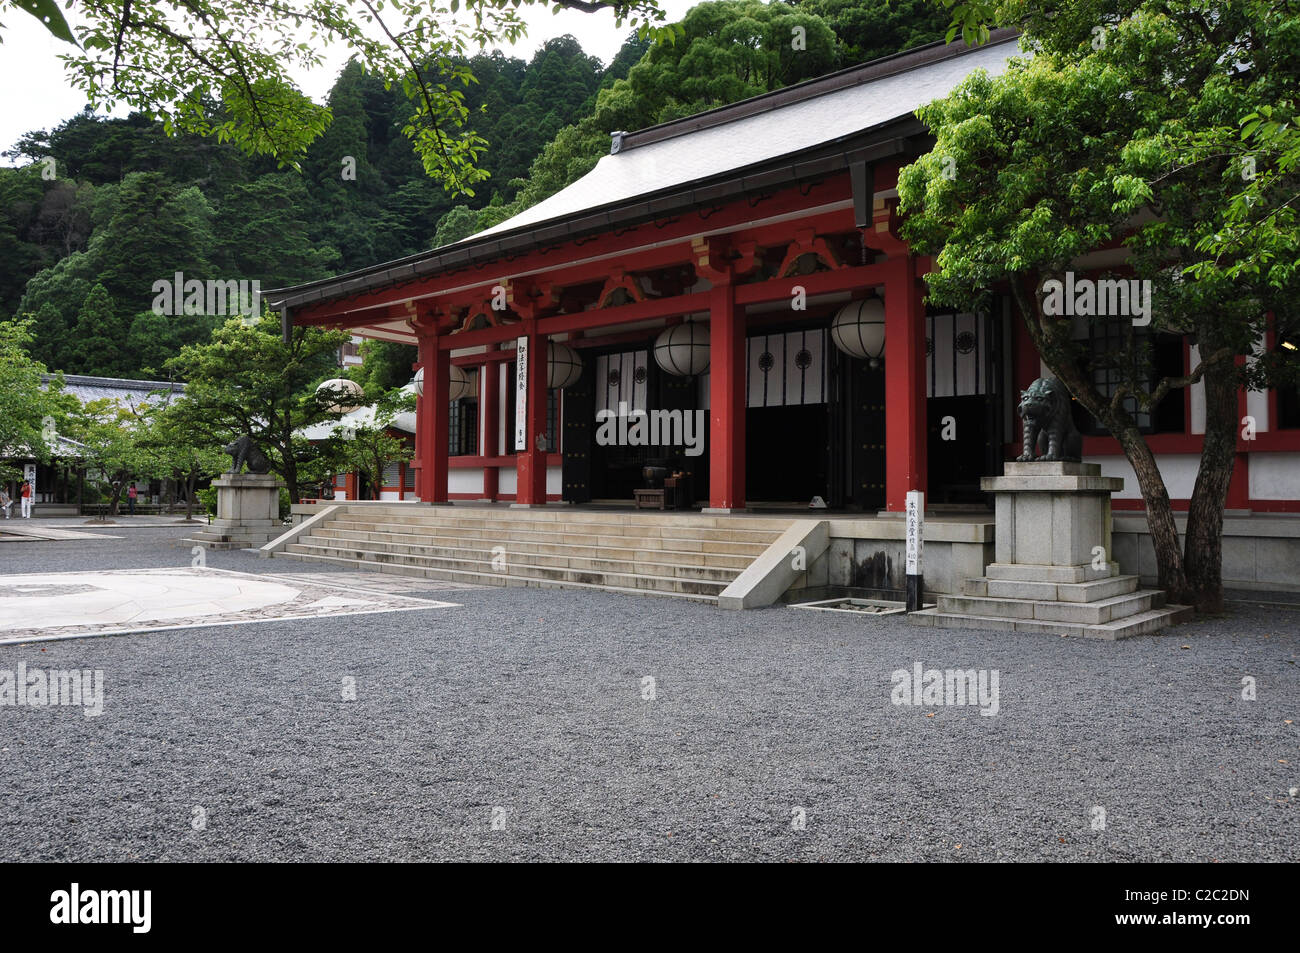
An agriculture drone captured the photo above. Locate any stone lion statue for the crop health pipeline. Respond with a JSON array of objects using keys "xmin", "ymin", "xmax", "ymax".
[
  {"xmin": 1016, "ymin": 377, "xmax": 1083, "ymax": 462},
  {"xmin": 223, "ymin": 434, "xmax": 271, "ymax": 474}
]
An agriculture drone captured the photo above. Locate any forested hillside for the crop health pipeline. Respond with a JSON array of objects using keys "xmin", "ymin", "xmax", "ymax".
[{"xmin": 0, "ymin": 0, "xmax": 946, "ymax": 382}]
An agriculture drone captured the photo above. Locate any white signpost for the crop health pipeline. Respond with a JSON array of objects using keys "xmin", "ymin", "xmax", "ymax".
[
  {"xmin": 905, "ymin": 490, "xmax": 924, "ymax": 612},
  {"xmin": 514, "ymin": 336, "xmax": 528, "ymax": 451},
  {"xmin": 23, "ymin": 463, "xmax": 36, "ymax": 501}
]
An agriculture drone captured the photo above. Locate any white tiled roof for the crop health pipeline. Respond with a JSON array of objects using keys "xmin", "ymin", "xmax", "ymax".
[{"xmin": 472, "ymin": 37, "xmax": 1018, "ymax": 241}]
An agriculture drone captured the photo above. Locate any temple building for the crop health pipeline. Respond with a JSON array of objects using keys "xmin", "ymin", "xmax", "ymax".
[{"xmin": 267, "ymin": 32, "xmax": 1300, "ymax": 593}]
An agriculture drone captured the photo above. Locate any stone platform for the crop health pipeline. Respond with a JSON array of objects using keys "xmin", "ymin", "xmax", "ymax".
[
  {"xmin": 908, "ymin": 462, "xmax": 1191, "ymax": 638},
  {"xmin": 183, "ymin": 472, "xmax": 285, "ymax": 550}
]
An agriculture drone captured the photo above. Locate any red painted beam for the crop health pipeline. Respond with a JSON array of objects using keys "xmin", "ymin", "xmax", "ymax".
[
  {"xmin": 883, "ymin": 255, "xmax": 926, "ymax": 511},
  {"xmin": 287, "ymin": 175, "xmax": 854, "ymax": 326},
  {"xmin": 708, "ymin": 278, "xmax": 746, "ymax": 511},
  {"xmin": 415, "ymin": 332, "xmax": 450, "ymax": 503}
]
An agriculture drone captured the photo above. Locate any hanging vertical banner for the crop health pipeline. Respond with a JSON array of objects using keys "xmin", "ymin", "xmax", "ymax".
[
  {"xmin": 514, "ymin": 336, "xmax": 528, "ymax": 451},
  {"xmin": 905, "ymin": 490, "xmax": 924, "ymax": 612}
]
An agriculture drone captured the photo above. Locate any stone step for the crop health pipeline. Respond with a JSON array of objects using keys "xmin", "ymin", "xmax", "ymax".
[
  {"xmin": 327, "ymin": 517, "xmax": 781, "ymax": 547},
  {"xmin": 937, "ymin": 589, "xmax": 1164, "ymax": 625},
  {"xmin": 311, "ymin": 527, "xmax": 754, "ymax": 570},
  {"xmin": 984, "ymin": 574, "xmax": 1140, "ymax": 603},
  {"xmin": 286, "ymin": 541, "xmax": 731, "ymax": 596},
  {"xmin": 983, "ymin": 562, "xmax": 1117, "ymax": 584},
  {"xmin": 906, "ymin": 604, "xmax": 1193, "ymax": 640},
  {"xmin": 294, "ymin": 535, "xmax": 739, "ymax": 582},
  {"xmin": 280, "ymin": 548, "xmax": 721, "ymax": 603},
  {"xmin": 346, "ymin": 505, "xmax": 795, "ymax": 532},
  {"xmin": 325, "ymin": 520, "xmax": 774, "ymax": 556}
]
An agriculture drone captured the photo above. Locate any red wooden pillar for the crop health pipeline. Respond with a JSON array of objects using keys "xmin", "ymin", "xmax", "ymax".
[
  {"xmin": 708, "ymin": 277, "xmax": 746, "ymax": 511},
  {"xmin": 480, "ymin": 348, "xmax": 500, "ymax": 501},
  {"xmin": 514, "ymin": 319, "xmax": 548, "ymax": 506},
  {"xmin": 884, "ymin": 255, "xmax": 927, "ymax": 511},
  {"xmin": 416, "ymin": 330, "xmax": 450, "ymax": 504}
]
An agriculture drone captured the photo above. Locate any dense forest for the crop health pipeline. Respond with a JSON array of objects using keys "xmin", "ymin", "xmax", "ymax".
[{"xmin": 0, "ymin": 0, "xmax": 947, "ymax": 383}]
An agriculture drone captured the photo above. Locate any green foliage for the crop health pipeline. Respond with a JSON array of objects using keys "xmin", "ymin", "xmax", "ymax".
[
  {"xmin": 1, "ymin": 0, "xmax": 672, "ymax": 190},
  {"xmin": 165, "ymin": 314, "xmax": 351, "ymax": 502},
  {"xmin": 899, "ymin": 0, "xmax": 1300, "ymax": 604},
  {"xmin": 329, "ymin": 390, "xmax": 416, "ymax": 501},
  {"xmin": 0, "ymin": 317, "xmax": 66, "ymax": 483},
  {"xmin": 487, "ymin": 0, "xmax": 838, "ymax": 228},
  {"xmin": 66, "ymin": 283, "xmax": 127, "ymax": 376},
  {"xmin": 798, "ymin": 0, "xmax": 949, "ymax": 66}
]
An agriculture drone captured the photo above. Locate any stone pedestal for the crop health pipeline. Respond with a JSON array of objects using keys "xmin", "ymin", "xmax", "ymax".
[
  {"xmin": 984, "ymin": 461, "xmax": 1121, "ymax": 580},
  {"xmin": 184, "ymin": 472, "xmax": 286, "ymax": 550},
  {"xmin": 907, "ymin": 461, "xmax": 1191, "ymax": 639}
]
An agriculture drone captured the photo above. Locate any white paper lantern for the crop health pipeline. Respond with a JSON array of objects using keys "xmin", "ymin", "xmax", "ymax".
[
  {"xmin": 653, "ymin": 321, "xmax": 710, "ymax": 377},
  {"xmin": 831, "ymin": 296, "xmax": 886, "ymax": 367},
  {"xmin": 413, "ymin": 364, "xmax": 474, "ymax": 400},
  {"xmin": 547, "ymin": 341, "xmax": 584, "ymax": 389},
  {"xmin": 316, "ymin": 377, "xmax": 364, "ymax": 412}
]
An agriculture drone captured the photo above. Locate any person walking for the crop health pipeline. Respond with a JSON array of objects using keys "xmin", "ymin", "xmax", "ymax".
[
  {"xmin": 0, "ymin": 488, "xmax": 11, "ymax": 519},
  {"xmin": 127, "ymin": 481, "xmax": 138, "ymax": 516},
  {"xmin": 19, "ymin": 480, "xmax": 32, "ymax": 518}
]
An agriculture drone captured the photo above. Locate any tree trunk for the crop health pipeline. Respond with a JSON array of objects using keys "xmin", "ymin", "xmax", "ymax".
[
  {"xmin": 1183, "ymin": 345, "xmax": 1239, "ymax": 613},
  {"xmin": 107, "ymin": 480, "xmax": 124, "ymax": 517},
  {"xmin": 1111, "ymin": 423, "xmax": 1191, "ymax": 602}
]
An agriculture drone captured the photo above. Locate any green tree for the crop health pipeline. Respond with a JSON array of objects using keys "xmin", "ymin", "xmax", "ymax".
[
  {"xmin": 0, "ymin": 318, "xmax": 65, "ymax": 485},
  {"xmin": 486, "ymin": 0, "xmax": 837, "ymax": 227},
  {"xmin": 165, "ymin": 314, "xmax": 351, "ymax": 502},
  {"xmin": 63, "ymin": 397, "xmax": 152, "ymax": 518},
  {"xmin": 332, "ymin": 396, "xmax": 416, "ymax": 501},
  {"xmin": 2, "ymin": 0, "xmax": 674, "ymax": 193},
  {"xmin": 134, "ymin": 397, "xmax": 228, "ymax": 520},
  {"xmin": 67, "ymin": 283, "xmax": 127, "ymax": 376},
  {"xmin": 898, "ymin": 2, "xmax": 1300, "ymax": 611},
  {"xmin": 798, "ymin": 0, "xmax": 948, "ymax": 67}
]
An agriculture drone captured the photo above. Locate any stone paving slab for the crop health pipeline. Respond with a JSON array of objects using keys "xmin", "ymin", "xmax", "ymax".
[
  {"xmin": 0, "ymin": 567, "xmax": 459, "ymax": 645},
  {"xmin": 0, "ymin": 523, "xmax": 124, "ymax": 541}
]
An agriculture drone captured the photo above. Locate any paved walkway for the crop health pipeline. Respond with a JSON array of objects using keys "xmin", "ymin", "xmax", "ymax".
[{"xmin": 0, "ymin": 567, "xmax": 461, "ymax": 644}]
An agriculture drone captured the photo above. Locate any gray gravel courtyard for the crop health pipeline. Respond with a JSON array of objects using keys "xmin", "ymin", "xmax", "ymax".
[{"xmin": 1, "ymin": 525, "xmax": 1296, "ymax": 862}]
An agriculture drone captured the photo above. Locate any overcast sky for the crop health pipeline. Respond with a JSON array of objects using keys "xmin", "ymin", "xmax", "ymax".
[{"xmin": 0, "ymin": 0, "xmax": 698, "ymax": 162}]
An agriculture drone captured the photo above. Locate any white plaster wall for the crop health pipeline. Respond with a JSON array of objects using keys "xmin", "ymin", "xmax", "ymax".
[
  {"xmin": 1248, "ymin": 452, "xmax": 1300, "ymax": 500},
  {"xmin": 1084, "ymin": 454, "xmax": 1202, "ymax": 499},
  {"xmin": 1247, "ymin": 388, "xmax": 1270, "ymax": 432},
  {"xmin": 449, "ymin": 469, "xmax": 483, "ymax": 496},
  {"xmin": 499, "ymin": 466, "xmax": 517, "ymax": 494},
  {"xmin": 547, "ymin": 465, "xmax": 562, "ymax": 496},
  {"xmin": 379, "ymin": 490, "xmax": 401, "ymax": 501}
]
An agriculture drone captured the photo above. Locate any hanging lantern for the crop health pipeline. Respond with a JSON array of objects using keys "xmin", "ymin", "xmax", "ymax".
[
  {"xmin": 413, "ymin": 364, "xmax": 474, "ymax": 400},
  {"xmin": 315, "ymin": 377, "xmax": 364, "ymax": 412},
  {"xmin": 831, "ymin": 296, "xmax": 886, "ymax": 367},
  {"xmin": 653, "ymin": 320, "xmax": 710, "ymax": 377},
  {"xmin": 547, "ymin": 340, "xmax": 584, "ymax": 389}
]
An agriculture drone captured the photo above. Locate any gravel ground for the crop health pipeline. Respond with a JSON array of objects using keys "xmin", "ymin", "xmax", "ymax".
[{"xmin": 0, "ymin": 526, "xmax": 1296, "ymax": 862}]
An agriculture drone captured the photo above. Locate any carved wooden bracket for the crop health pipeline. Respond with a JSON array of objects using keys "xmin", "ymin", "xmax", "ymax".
[
  {"xmin": 776, "ymin": 227, "xmax": 842, "ymax": 277},
  {"xmin": 692, "ymin": 237, "xmax": 757, "ymax": 284},
  {"xmin": 597, "ymin": 268, "xmax": 647, "ymax": 308}
]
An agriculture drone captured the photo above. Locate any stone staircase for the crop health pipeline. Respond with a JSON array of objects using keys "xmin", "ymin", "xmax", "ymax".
[
  {"xmin": 907, "ymin": 561, "xmax": 1192, "ymax": 638},
  {"xmin": 268, "ymin": 505, "xmax": 793, "ymax": 603}
]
